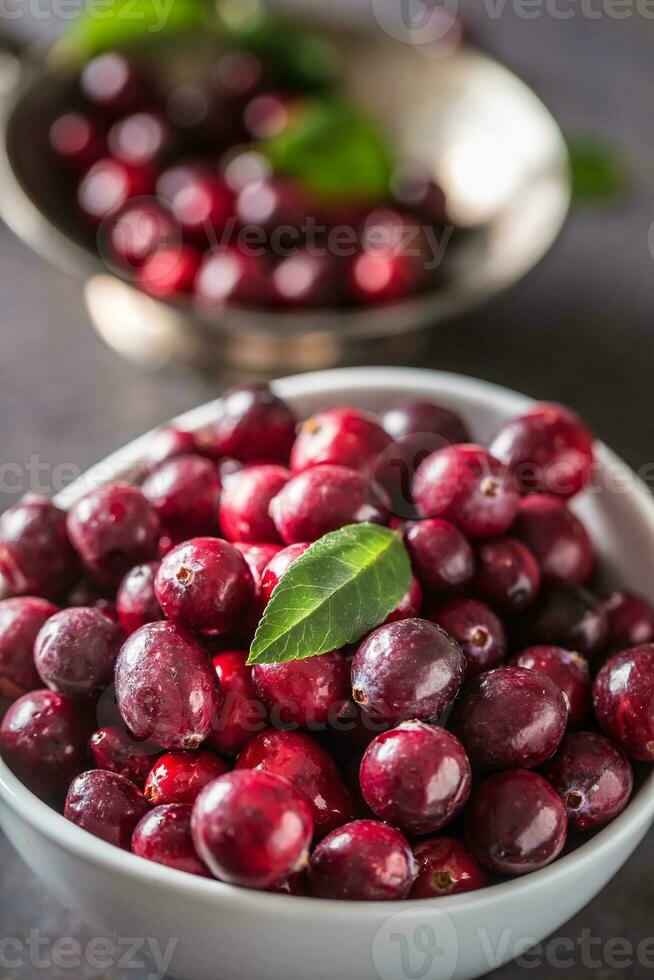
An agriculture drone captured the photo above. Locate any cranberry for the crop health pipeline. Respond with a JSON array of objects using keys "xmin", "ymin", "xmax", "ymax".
[
  {"xmin": 511, "ymin": 494, "xmax": 594, "ymax": 586},
  {"xmin": 133, "ymin": 803, "xmax": 211, "ymax": 876},
  {"xmin": 235, "ymin": 178, "xmax": 308, "ymax": 236},
  {"xmin": 142, "ymin": 455, "xmax": 221, "ymax": 541},
  {"xmin": 384, "ymin": 574, "xmax": 423, "ymax": 624},
  {"xmin": 155, "ymin": 537, "xmax": 254, "ymax": 635},
  {"xmin": 138, "ymin": 244, "xmax": 201, "ymax": 298},
  {"xmin": 0, "ymin": 494, "xmax": 78, "ymax": 598},
  {"xmin": 244, "ymin": 92, "xmax": 292, "ymax": 140},
  {"xmin": 348, "ymin": 250, "xmax": 421, "ymax": 304},
  {"xmin": 65, "ymin": 770, "xmax": 149, "ymax": 849},
  {"xmin": 308, "ymin": 820, "xmax": 414, "ymax": 901},
  {"xmin": 271, "ymin": 465, "xmax": 389, "ymax": 545},
  {"xmin": 67, "ymin": 483, "xmax": 159, "ymax": 588},
  {"xmin": 219, "ymin": 464, "xmax": 289, "ymax": 544},
  {"xmin": 428, "ymin": 598, "xmax": 506, "ymax": 676},
  {"xmin": 272, "ymin": 871, "xmax": 307, "ymax": 895},
  {"xmin": 160, "ymin": 168, "xmax": 234, "ymax": 243},
  {"xmin": 195, "ymin": 247, "xmax": 269, "ymax": 306},
  {"xmin": 106, "ymin": 200, "xmax": 177, "ymax": 271},
  {"xmin": 108, "ymin": 111, "xmax": 172, "ymax": 167},
  {"xmin": 290, "ymin": 407, "xmax": 391, "ymax": 476},
  {"xmin": 603, "ymin": 591, "xmax": 654, "ymax": 650},
  {"xmin": 232, "ymin": 543, "xmax": 281, "ymax": 601},
  {"xmin": 271, "ymin": 253, "xmax": 343, "ymax": 308},
  {"xmin": 208, "ymin": 650, "xmax": 267, "ymax": 755},
  {"xmin": 0, "ymin": 597, "xmax": 58, "ymax": 698},
  {"xmin": 383, "ymin": 400, "xmax": 470, "ymax": 445},
  {"xmin": 236, "ymin": 729, "xmax": 355, "ymax": 838},
  {"xmin": 80, "ymin": 53, "xmax": 151, "ymax": 114},
  {"xmin": 115, "ymin": 621, "xmax": 221, "ymax": 749},
  {"xmin": 253, "ymin": 650, "xmax": 350, "ymax": 729},
  {"xmin": 490, "ymin": 402, "xmax": 594, "ymax": 498},
  {"xmin": 391, "ymin": 164, "xmax": 450, "ymax": 223},
  {"xmin": 513, "ymin": 583, "xmax": 608, "ymax": 655},
  {"xmin": 144, "ymin": 749, "xmax": 228, "ymax": 805},
  {"xmin": 464, "ymin": 770, "xmax": 567, "ymax": 875},
  {"xmin": 411, "ymin": 837, "xmax": 487, "ymax": 898},
  {"xmin": 192, "ymin": 770, "xmax": 313, "ymax": 888},
  {"xmin": 78, "ymin": 158, "xmax": 153, "ymax": 223},
  {"xmin": 145, "ymin": 426, "xmax": 201, "ymax": 471},
  {"xmin": 404, "ymin": 518, "xmax": 474, "ymax": 594},
  {"xmin": 34, "ymin": 606, "xmax": 123, "ymax": 700},
  {"xmin": 473, "ymin": 537, "xmax": 541, "ymax": 613},
  {"xmin": 212, "ymin": 49, "xmax": 265, "ymax": 102},
  {"xmin": 351, "ymin": 618, "xmax": 465, "ymax": 725},
  {"xmin": 413, "ymin": 444, "xmax": 519, "ymax": 539},
  {"xmin": 116, "ymin": 562, "xmax": 163, "ymax": 634},
  {"xmin": 593, "ymin": 644, "xmax": 654, "ymax": 759},
  {"xmin": 260, "ymin": 542, "xmax": 310, "ymax": 605},
  {"xmin": 0, "ymin": 690, "xmax": 88, "ymax": 801},
  {"xmin": 449, "ymin": 666, "xmax": 566, "ymax": 771},
  {"xmin": 510, "ymin": 646, "xmax": 591, "ymax": 729},
  {"xmin": 212, "ymin": 384, "xmax": 297, "ymax": 463},
  {"xmin": 360, "ymin": 721, "xmax": 471, "ymax": 835},
  {"xmin": 49, "ymin": 111, "xmax": 105, "ymax": 172},
  {"xmin": 89, "ymin": 726, "xmax": 160, "ymax": 785}
]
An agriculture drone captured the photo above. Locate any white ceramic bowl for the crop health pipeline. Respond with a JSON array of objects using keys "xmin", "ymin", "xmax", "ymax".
[{"xmin": 1, "ymin": 367, "xmax": 653, "ymax": 980}]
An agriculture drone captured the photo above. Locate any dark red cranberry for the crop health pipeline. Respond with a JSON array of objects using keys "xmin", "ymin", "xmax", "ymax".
[
  {"xmin": 271, "ymin": 252, "xmax": 343, "ymax": 308},
  {"xmin": 272, "ymin": 871, "xmax": 307, "ymax": 895},
  {"xmin": 271, "ymin": 464, "xmax": 389, "ymax": 545},
  {"xmin": 464, "ymin": 770, "xmax": 567, "ymax": 875},
  {"xmin": 138, "ymin": 244, "xmax": 201, "ymax": 298},
  {"xmin": 308, "ymin": 819, "xmax": 414, "ymax": 900},
  {"xmin": 195, "ymin": 247, "xmax": 269, "ymax": 306},
  {"xmin": 450, "ymin": 666, "xmax": 567, "ymax": 771},
  {"xmin": 0, "ymin": 494, "xmax": 78, "ymax": 599},
  {"xmin": 360, "ymin": 721, "xmax": 471, "ymax": 835},
  {"xmin": 428, "ymin": 598, "xmax": 506, "ymax": 676},
  {"xmin": 49, "ymin": 111, "xmax": 105, "ymax": 172},
  {"xmin": 160, "ymin": 168, "xmax": 234, "ymax": 243},
  {"xmin": 0, "ymin": 597, "xmax": 58, "ymax": 698},
  {"xmin": 510, "ymin": 646, "xmax": 591, "ymax": 729},
  {"xmin": 603, "ymin": 591, "xmax": 654, "ymax": 650},
  {"xmin": 106, "ymin": 200, "xmax": 177, "ymax": 271},
  {"xmin": 260, "ymin": 542, "xmax": 309, "ymax": 604},
  {"xmin": 65, "ymin": 770, "xmax": 149, "ymax": 849},
  {"xmin": 235, "ymin": 178, "xmax": 309, "ymax": 236},
  {"xmin": 290, "ymin": 407, "xmax": 391, "ymax": 476},
  {"xmin": 192, "ymin": 770, "xmax": 313, "ymax": 888},
  {"xmin": 391, "ymin": 163, "xmax": 450, "ymax": 223},
  {"xmin": 0, "ymin": 690, "xmax": 89, "ymax": 801},
  {"xmin": 411, "ymin": 837, "xmax": 486, "ymax": 898},
  {"xmin": 78, "ymin": 158, "xmax": 153, "ymax": 223},
  {"xmin": 208, "ymin": 650, "xmax": 267, "ymax": 755},
  {"xmin": 542, "ymin": 731, "xmax": 632, "ymax": 831},
  {"xmin": 155, "ymin": 537, "xmax": 254, "ymax": 635},
  {"xmin": 107, "ymin": 111, "xmax": 172, "ymax": 167},
  {"xmin": 513, "ymin": 584, "xmax": 608, "ymax": 655},
  {"xmin": 115, "ymin": 621, "xmax": 222, "ymax": 750},
  {"xmin": 142, "ymin": 455, "xmax": 221, "ymax": 541},
  {"xmin": 404, "ymin": 518, "xmax": 474, "ymax": 594},
  {"xmin": 144, "ymin": 749, "xmax": 228, "ymax": 805},
  {"xmin": 512, "ymin": 494, "xmax": 594, "ymax": 586},
  {"xmin": 593, "ymin": 644, "xmax": 654, "ymax": 759},
  {"xmin": 34, "ymin": 606, "xmax": 123, "ymax": 700},
  {"xmin": 89, "ymin": 726, "xmax": 160, "ymax": 785},
  {"xmin": 384, "ymin": 574, "xmax": 422, "ymax": 624},
  {"xmin": 145, "ymin": 426, "xmax": 201, "ymax": 471},
  {"xmin": 116, "ymin": 562, "xmax": 163, "ymax": 635},
  {"xmin": 219, "ymin": 464, "xmax": 289, "ymax": 544},
  {"xmin": 133, "ymin": 803, "xmax": 211, "ymax": 876},
  {"xmin": 490, "ymin": 402, "xmax": 594, "ymax": 498},
  {"xmin": 211, "ymin": 49, "xmax": 265, "ymax": 102},
  {"xmin": 253, "ymin": 650, "xmax": 350, "ymax": 729},
  {"xmin": 473, "ymin": 537, "xmax": 541, "ymax": 613},
  {"xmin": 236, "ymin": 729, "xmax": 355, "ymax": 838},
  {"xmin": 244, "ymin": 92, "xmax": 292, "ymax": 140},
  {"xmin": 383, "ymin": 400, "xmax": 470, "ymax": 445},
  {"xmin": 79, "ymin": 53, "xmax": 151, "ymax": 114},
  {"xmin": 232, "ymin": 544, "xmax": 281, "ymax": 601},
  {"xmin": 348, "ymin": 249, "xmax": 421, "ymax": 304},
  {"xmin": 413, "ymin": 444, "xmax": 519, "ymax": 539},
  {"xmin": 212, "ymin": 384, "xmax": 297, "ymax": 463},
  {"xmin": 351, "ymin": 618, "xmax": 465, "ymax": 725}
]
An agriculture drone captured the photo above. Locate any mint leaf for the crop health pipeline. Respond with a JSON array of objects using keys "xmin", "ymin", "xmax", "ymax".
[
  {"xmin": 566, "ymin": 135, "xmax": 630, "ymax": 203},
  {"xmin": 248, "ymin": 524, "xmax": 411, "ymax": 665}
]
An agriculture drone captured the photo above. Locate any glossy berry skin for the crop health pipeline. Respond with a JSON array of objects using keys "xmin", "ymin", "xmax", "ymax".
[
  {"xmin": 360, "ymin": 721, "xmax": 471, "ymax": 836},
  {"xmin": 163, "ymin": 171, "xmax": 234, "ymax": 243},
  {"xmin": 142, "ymin": 455, "xmax": 221, "ymax": 542},
  {"xmin": 411, "ymin": 837, "xmax": 487, "ymax": 898},
  {"xmin": 115, "ymin": 621, "xmax": 222, "ymax": 750},
  {"xmin": 473, "ymin": 537, "xmax": 541, "ymax": 613},
  {"xmin": 260, "ymin": 543, "xmax": 309, "ymax": 604},
  {"xmin": 0, "ymin": 494, "xmax": 78, "ymax": 599},
  {"xmin": 195, "ymin": 247, "xmax": 269, "ymax": 306},
  {"xmin": 235, "ymin": 178, "xmax": 309, "ymax": 236},
  {"xmin": 208, "ymin": 650, "xmax": 267, "ymax": 756},
  {"xmin": 144, "ymin": 750, "xmax": 228, "ymax": 805},
  {"xmin": 116, "ymin": 562, "xmax": 163, "ymax": 635},
  {"xmin": 308, "ymin": 820, "xmax": 414, "ymax": 901},
  {"xmin": 593, "ymin": 645, "xmax": 654, "ymax": 760},
  {"xmin": 232, "ymin": 544, "xmax": 281, "ymax": 602},
  {"xmin": 542, "ymin": 732, "xmax": 632, "ymax": 831},
  {"xmin": 192, "ymin": 770, "xmax": 313, "ymax": 889},
  {"xmin": 77, "ymin": 158, "xmax": 153, "ymax": 223},
  {"xmin": 212, "ymin": 384, "xmax": 297, "ymax": 463},
  {"xmin": 34, "ymin": 606, "xmax": 123, "ymax": 700},
  {"xmin": 490, "ymin": 403, "xmax": 594, "ymax": 499},
  {"xmin": 428, "ymin": 598, "xmax": 506, "ymax": 676},
  {"xmin": 290, "ymin": 408, "xmax": 391, "ymax": 476},
  {"xmin": 510, "ymin": 646, "xmax": 591, "ymax": 729},
  {"xmin": 511, "ymin": 495, "xmax": 594, "ymax": 586},
  {"xmin": 145, "ymin": 426, "xmax": 201, "ymax": 471},
  {"xmin": 404, "ymin": 519, "xmax": 474, "ymax": 594},
  {"xmin": 351, "ymin": 618, "xmax": 465, "ymax": 726},
  {"xmin": 64, "ymin": 770, "xmax": 149, "ymax": 849},
  {"xmin": 0, "ymin": 597, "xmax": 58, "ymax": 698},
  {"xmin": 89, "ymin": 726, "xmax": 160, "ymax": 786},
  {"xmin": 138, "ymin": 245, "xmax": 201, "ymax": 298},
  {"xmin": 513, "ymin": 584, "xmax": 608, "ymax": 656},
  {"xmin": 603, "ymin": 591, "xmax": 654, "ymax": 650},
  {"xmin": 271, "ymin": 252, "xmax": 343, "ymax": 308},
  {"xmin": 49, "ymin": 111, "xmax": 105, "ymax": 172},
  {"xmin": 236, "ymin": 729, "xmax": 355, "ymax": 838},
  {"xmin": 383, "ymin": 401, "xmax": 470, "ymax": 445},
  {"xmin": 413, "ymin": 444, "xmax": 519, "ymax": 539},
  {"xmin": 0, "ymin": 690, "xmax": 89, "ymax": 801},
  {"xmin": 108, "ymin": 111, "xmax": 172, "ymax": 167},
  {"xmin": 107, "ymin": 201, "xmax": 177, "ymax": 270},
  {"xmin": 464, "ymin": 770, "xmax": 567, "ymax": 875},
  {"xmin": 79, "ymin": 52, "xmax": 151, "ymax": 114},
  {"xmin": 449, "ymin": 666, "xmax": 567, "ymax": 771},
  {"xmin": 270, "ymin": 465, "xmax": 389, "ymax": 545},
  {"xmin": 384, "ymin": 575, "xmax": 423, "ymax": 624},
  {"xmin": 133, "ymin": 804, "xmax": 211, "ymax": 876},
  {"xmin": 219, "ymin": 465, "xmax": 290, "ymax": 544},
  {"xmin": 348, "ymin": 250, "xmax": 420, "ymax": 304},
  {"xmin": 253, "ymin": 650, "xmax": 350, "ymax": 729}
]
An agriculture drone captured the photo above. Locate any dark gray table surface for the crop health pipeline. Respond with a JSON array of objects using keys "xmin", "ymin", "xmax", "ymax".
[{"xmin": 2, "ymin": 4, "xmax": 654, "ymax": 978}]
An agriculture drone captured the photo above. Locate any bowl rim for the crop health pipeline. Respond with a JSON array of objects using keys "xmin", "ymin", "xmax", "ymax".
[{"xmin": 1, "ymin": 365, "xmax": 653, "ymax": 919}]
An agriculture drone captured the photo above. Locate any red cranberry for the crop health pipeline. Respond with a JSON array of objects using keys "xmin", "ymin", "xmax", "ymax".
[
  {"xmin": 464, "ymin": 770, "xmax": 567, "ymax": 875},
  {"xmin": 0, "ymin": 597, "xmax": 58, "ymax": 698},
  {"xmin": 115, "ymin": 621, "xmax": 221, "ymax": 750},
  {"xmin": 384, "ymin": 574, "xmax": 423, "ymax": 624},
  {"xmin": 510, "ymin": 646, "xmax": 591, "ymax": 729},
  {"xmin": 108, "ymin": 111, "xmax": 172, "ymax": 167},
  {"xmin": 235, "ymin": 178, "xmax": 309, "ymax": 236},
  {"xmin": 428, "ymin": 598, "xmax": 506, "ymax": 676},
  {"xmin": 144, "ymin": 749, "xmax": 228, "ymax": 806},
  {"xmin": 411, "ymin": 837, "xmax": 486, "ymax": 898},
  {"xmin": 413, "ymin": 444, "xmax": 519, "ymax": 539},
  {"xmin": 391, "ymin": 165, "xmax": 450, "ymax": 224},
  {"xmin": 473, "ymin": 537, "xmax": 541, "ymax": 613},
  {"xmin": 593, "ymin": 644, "xmax": 654, "ymax": 759},
  {"xmin": 106, "ymin": 200, "xmax": 177, "ymax": 271},
  {"xmin": 308, "ymin": 820, "xmax": 414, "ymax": 900},
  {"xmin": 404, "ymin": 518, "xmax": 474, "ymax": 594},
  {"xmin": 603, "ymin": 591, "xmax": 654, "ymax": 650},
  {"xmin": 65, "ymin": 770, "xmax": 149, "ymax": 849},
  {"xmin": 260, "ymin": 542, "xmax": 309, "ymax": 604},
  {"xmin": 271, "ymin": 252, "xmax": 343, "ymax": 308},
  {"xmin": 360, "ymin": 721, "xmax": 471, "ymax": 835},
  {"xmin": 208, "ymin": 650, "xmax": 267, "ymax": 755},
  {"xmin": 142, "ymin": 455, "xmax": 221, "ymax": 541},
  {"xmin": 138, "ymin": 244, "xmax": 201, "ymax": 298},
  {"xmin": 34, "ymin": 606, "xmax": 123, "ymax": 700},
  {"xmin": 161, "ymin": 168, "xmax": 234, "ymax": 243},
  {"xmin": 351, "ymin": 618, "xmax": 465, "ymax": 725},
  {"xmin": 490, "ymin": 403, "xmax": 594, "ymax": 498},
  {"xmin": 244, "ymin": 92, "xmax": 292, "ymax": 140},
  {"xmin": 272, "ymin": 871, "xmax": 307, "ymax": 895},
  {"xmin": 49, "ymin": 111, "xmax": 105, "ymax": 172},
  {"xmin": 383, "ymin": 400, "xmax": 470, "ymax": 445},
  {"xmin": 78, "ymin": 158, "xmax": 153, "ymax": 223},
  {"xmin": 0, "ymin": 494, "xmax": 78, "ymax": 598},
  {"xmin": 89, "ymin": 726, "xmax": 160, "ymax": 785},
  {"xmin": 513, "ymin": 584, "xmax": 608, "ymax": 655},
  {"xmin": 195, "ymin": 247, "xmax": 269, "ymax": 306},
  {"xmin": 133, "ymin": 803, "xmax": 211, "ymax": 876},
  {"xmin": 236, "ymin": 729, "xmax": 355, "ymax": 838},
  {"xmin": 232, "ymin": 543, "xmax": 281, "ymax": 600},
  {"xmin": 348, "ymin": 250, "xmax": 421, "ymax": 304},
  {"xmin": 0, "ymin": 690, "xmax": 89, "ymax": 801},
  {"xmin": 511, "ymin": 494, "xmax": 594, "ymax": 586},
  {"xmin": 212, "ymin": 384, "xmax": 296, "ymax": 463},
  {"xmin": 116, "ymin": 562, "xmax": 163, "ymax": 635},
  {"xmin": 290, "ymin": 407, "xmax": 391, "ymax": 476},
  {"xmin": 155, "ymin": 537, "xmax": 254, "ymax": 636},
  {"xmin": 145, "ymin": 426, "xmax": 201, "ymax": 471},
  {"xmin": 192, "ymin": 770, "xmax": 313, "ymax": 888},
  {"xmin": 219, "ymin": 464, "xmax": 289, "ymax": 544},
  {"xmin": 253, "ymin": 650, "xmax": 350, "ymax": 730},
  {"xmin": 211, "ymin": 49, "xmax": 265, "ymax": 102},
  {"xmin": 80, "ymin": 53, "xmax": 151, "ymax": 114}
]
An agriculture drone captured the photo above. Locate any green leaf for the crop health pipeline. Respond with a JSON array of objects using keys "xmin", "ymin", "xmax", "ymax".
[
  {"xmin": 567, "ymin": 135, "xmax": 630, "ymax": 203},
  {"xmin": 248, "ymin": 523, "xmax": 412, "ymax": 666}
]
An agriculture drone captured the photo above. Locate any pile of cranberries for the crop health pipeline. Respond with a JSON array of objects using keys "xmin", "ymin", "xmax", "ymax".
[{"xmin": 0, "ymin": 384, "xmax": 652, "ymax": 901}]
